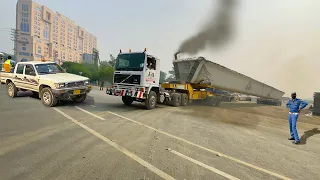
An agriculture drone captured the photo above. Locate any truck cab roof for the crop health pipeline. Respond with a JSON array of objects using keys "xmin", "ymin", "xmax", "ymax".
[{"xmin": 119, "ymin": 51, "xmax": 160, "ymax": 61}]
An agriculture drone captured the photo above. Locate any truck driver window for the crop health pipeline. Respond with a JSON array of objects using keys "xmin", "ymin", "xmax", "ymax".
[
  {"xmin": 25, "ymin": 65, "xmax": 36, "ymax": 76},
  {"xmin": 16, "ymin": 64, "xmax": 25, "ymax": 74},
  {"xmin": 147, "ymin": 56, "xmax": 156, "ymax": 70}
]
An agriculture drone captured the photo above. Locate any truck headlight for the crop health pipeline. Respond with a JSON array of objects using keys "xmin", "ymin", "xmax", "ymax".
[{"xmin": 54, "ymin": 83, "xmax": 65, "ymax": 88}]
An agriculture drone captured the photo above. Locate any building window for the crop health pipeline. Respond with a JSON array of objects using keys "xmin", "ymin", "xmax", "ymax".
[
  {"xmin": 22, "ymin": 4, "xmax": 29, "ymax": 12},
  {"xmin": 20, "ymin": 20, "xmax": 29, "ymax": 33},
  {"xmin": 21, "ymin": 44, "xmax": 27, "ymax": 51},
  {"xmin": 46, "ymin": 12, "xmax": 51, "ymax": 21},
  {"xmin": 37, "ymin": 46, "xmax": 41, "ymax": 54},
  {"xmin": 22, "ymin": 13, "xmax": 28, "ymax": 18},
  {"xmin": 44, "ymin": 30, "xmax": 49, "ymax": 39}
]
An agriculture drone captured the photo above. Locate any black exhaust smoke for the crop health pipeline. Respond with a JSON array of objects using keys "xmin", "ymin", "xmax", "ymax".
[{"xmin": 175, "ymin": 0, "xmax": 237, "ymax": 58}]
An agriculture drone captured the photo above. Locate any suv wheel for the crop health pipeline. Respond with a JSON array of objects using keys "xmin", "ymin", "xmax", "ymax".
[
  {"xmin": 41, "ymin": 87, "xmax": 58, "ymax": 107},
  {"xmin": 7, "ymin": 82, "xmax": 18, "ymax": 98}
]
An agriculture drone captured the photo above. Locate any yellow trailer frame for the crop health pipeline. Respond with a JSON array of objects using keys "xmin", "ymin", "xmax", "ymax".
[{"xmin": 160, "ymin": 83, "xmax": 216, "ymax": 101}]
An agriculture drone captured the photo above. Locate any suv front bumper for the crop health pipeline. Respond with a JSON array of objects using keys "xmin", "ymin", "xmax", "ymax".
[{"xmin": 52, "ymin": 85, "xmax": 92, "ymax": 99}]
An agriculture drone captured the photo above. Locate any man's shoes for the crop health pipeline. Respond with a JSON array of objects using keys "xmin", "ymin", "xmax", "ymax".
[
  {"xmin": 288, "ymin": 137, "xmax": 295, "ymax": 140},
  {"xmin": 292, "ymin": 141, "xmax": 300, "ymax": 144}
]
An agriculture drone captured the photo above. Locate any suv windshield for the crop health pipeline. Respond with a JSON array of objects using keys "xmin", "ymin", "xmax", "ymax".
[
  {"xmin": 115, "ymin": 53, "xmax": 145, "ymax": 71},
  {"xmin": 35, "ymin": 63, "xmax": 65, "ymax": 75}
]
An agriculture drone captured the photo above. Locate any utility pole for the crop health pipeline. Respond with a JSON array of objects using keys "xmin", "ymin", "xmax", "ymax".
[{"xmin": 10, "ymin": 28, "xmax": 20, "ymax": 59}]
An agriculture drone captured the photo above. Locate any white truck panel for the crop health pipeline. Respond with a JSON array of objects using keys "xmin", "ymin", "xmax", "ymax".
[{"xmin": 173, "ymin": 57, "xmax": 284, "ymax": 100}]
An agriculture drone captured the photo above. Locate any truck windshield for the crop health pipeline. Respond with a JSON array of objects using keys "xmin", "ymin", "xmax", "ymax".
[
  {"xmin": 115, "ymin": 53, "xmax": 145, "ymax": 71},
  {"xmin": 35, "ymin": 63, "xmax": 65, "ymax": 75}
]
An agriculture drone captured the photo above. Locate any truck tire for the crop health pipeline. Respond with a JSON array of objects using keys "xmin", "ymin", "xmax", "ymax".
[
  {"xmin": 122, "ymin": 96, "xmax": 134, "ymax": 106},
  {"xmin": 163, "ymin": 97, "xmax": 170, "ymax": 105},
  {"xmin": 40, "ymin": 87, "xmax": 58, "ymax": 107},
  {"xmin": 145, "ymin": 91, "xmax": 157, "ymax": 110},
  {"xmin": 181, "ymin": 93, "xmax": 188, "ymax": 106},
  {"xmin": 7, "ymin": 82, "xmax": 18, "ymax": 98},
  {"xmin": 72, "ymin": 94, "xmax": 87, "ymax": 103},
  {"xmin": 171, "ymin": 93, "xmax": 181, "ymax": 107}
]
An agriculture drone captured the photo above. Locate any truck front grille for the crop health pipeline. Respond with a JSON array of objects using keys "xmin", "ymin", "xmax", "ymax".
[
  {"xmin": 114, "ymin": 74, "xmax": 141, "ymax": 84},
  {"xmin": 66, "ymin": 81, "xmax": 85, "ymax": 88}
]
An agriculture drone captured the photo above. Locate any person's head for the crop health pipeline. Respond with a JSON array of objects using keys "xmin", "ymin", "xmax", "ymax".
[
  {"xmin": 7, "ymin": 56, "xmax": 11, "ymax": 59},
  {"xmin": 291, "ymin": 92, "xmax": 297, "ymax": 99}
]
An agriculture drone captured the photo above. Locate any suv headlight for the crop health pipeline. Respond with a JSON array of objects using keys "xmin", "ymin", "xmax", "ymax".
[
  {"xmin": 84, "ymin": 80, "xmax": 89, "ymax": 85},
  {"xmin": 54, "ymin": 83, "xmax": 65, "ymax": 89}
]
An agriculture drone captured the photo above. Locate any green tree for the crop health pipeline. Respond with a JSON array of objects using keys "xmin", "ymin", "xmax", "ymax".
[
  {"xmin": 99, "ymin": 60, "xmax": 109, "ymax": 66},
  {"xmin": 108, "ymin": 54, "xmax": 117, "ymax": 67},
  {"xmin": 99, "ymin": 65, "xmax": 114, "ymax": 83},
  {"xmin": 61, "ymin": 62, "xmax": 96, "ymax": 81},
  {"xmin": 166, "ymin": 66, "xmax": 176, "ymax": 82},
  {"xmin": 160, "ymin": 71, "xmax": 167, "ymax": 83}
]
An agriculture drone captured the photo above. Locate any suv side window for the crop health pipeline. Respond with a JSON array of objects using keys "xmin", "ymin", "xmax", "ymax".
[
  {"xmin": 25, "ymin": 64, "xmax": 36, "ymax": 76},
  {"xmin": 16, "ymin": 64, "xmax": 25, "ymax": 74}
]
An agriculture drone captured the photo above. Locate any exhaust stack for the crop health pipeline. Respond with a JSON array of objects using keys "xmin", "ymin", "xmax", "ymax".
[{"xmin": 174, "ymin": 52, "xmax": 180, "ymax": 60}]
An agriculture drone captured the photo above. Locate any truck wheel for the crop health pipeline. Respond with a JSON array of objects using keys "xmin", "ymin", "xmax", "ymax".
[
  {"xmin": 40, "ymin": 87, "xmax": 58, "ymax": 107},
  {"xmin": 171, "ymin": 93, "xmax": 181, "ymax": 107},
  {"xmin": 181, "ymin": 93, "xmax": 188, "ymax": 106},
  {"xmin": 7, "ymin": 82, "xmax": 18, "ymax": 98},
  {"xmin": 145, "ymin": 91, "xmax": 157, "ymax": 110},
  {"xmin": 122, "ymin": 96, "xmax": 134, "ymax": 106},
  {"xmin": 72, "ymin": 94, "xmax": 87, "ymax": 103},
  {"xmin": 163, "ymin": 98, "xmax": 170, "ymax": 105}
]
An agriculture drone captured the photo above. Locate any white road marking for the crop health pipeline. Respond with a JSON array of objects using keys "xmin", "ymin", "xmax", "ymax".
[
  {"xmin": 168, "ymin": 149, "xmax": 241, "ymax": 180},
  {"xmin": 74, "ymin": 106, "xmax": 293, "ymax": 180},
  {"xmin": 90, "ymin": 105, "xmax": 96, "ymax": 107},
  {"xmin": 53, "ymin": 108, "xmax": 176, "ymax": 180},
  {"xmin": 75, "ymin": 106, "xmax": 105, "ymax": 121}
]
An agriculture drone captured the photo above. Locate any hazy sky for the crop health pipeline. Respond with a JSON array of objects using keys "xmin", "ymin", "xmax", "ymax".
[{"xmin": 0, "ymin": 0, "xmax": 319, "ymax": 98}]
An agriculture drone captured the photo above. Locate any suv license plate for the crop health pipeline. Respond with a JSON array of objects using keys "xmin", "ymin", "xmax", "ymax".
[{"xmin": 73, "ymin": 90, "xmax": 81, "ymax": 95}]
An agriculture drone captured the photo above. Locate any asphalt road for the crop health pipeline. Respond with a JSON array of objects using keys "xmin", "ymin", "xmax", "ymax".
[{"xmin": 0, "ymin": 85, "xmax": 320, "ymax": 180}]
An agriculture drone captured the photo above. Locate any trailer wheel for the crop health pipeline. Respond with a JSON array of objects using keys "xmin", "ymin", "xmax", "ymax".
[
  {"xmin": 145, "ymin": 91, "xmax": 157, "ymax": 110},
  {"xmin": 122, "ymin": 96, "xmax": 134, "ymax": 106},
  {"xmin": 181, "ymin": 93, "xmax": 188, "ymax": 106},
  {"xmin": 7, "ymin": 82, "xmax": 18, "ymax": 98},
  {"xmin": 171, "ymin": 93, "xmax": 181, "ymax": 107}
]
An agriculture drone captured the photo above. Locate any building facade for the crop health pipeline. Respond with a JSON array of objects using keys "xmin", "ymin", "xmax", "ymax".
[{"xmin": 15, "ymin": 0, "xmax": 97, "ymax": 63}]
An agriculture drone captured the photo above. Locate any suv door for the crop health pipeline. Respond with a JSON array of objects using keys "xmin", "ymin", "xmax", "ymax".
[
  {"xmin": 24, "ymin": 64, "xmax": 39, "ymax": 91},
  {"xmin": 13, "ymin": 64, "xmax": 25, "ymax": 88}
]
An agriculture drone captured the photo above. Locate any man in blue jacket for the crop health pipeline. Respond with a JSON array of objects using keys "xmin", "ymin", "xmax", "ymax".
[{"xmin": 286, "ymin": 92, "xmax": 308, "ymax": 144}]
